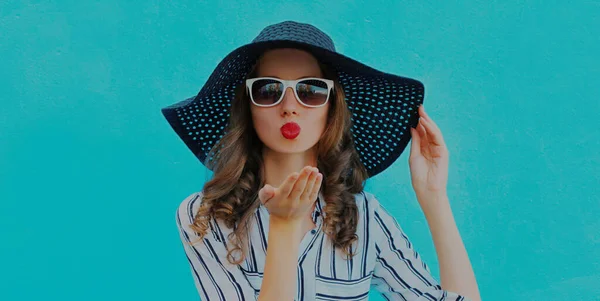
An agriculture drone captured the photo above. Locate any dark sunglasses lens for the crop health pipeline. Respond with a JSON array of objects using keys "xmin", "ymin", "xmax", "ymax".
[
  {"xmin": 297, "ymin": 79, "xmax": 329, "ymax": 106},
  {"xmin": 251, "ymin": 79, "xmax": 283, "ymax": 105}
]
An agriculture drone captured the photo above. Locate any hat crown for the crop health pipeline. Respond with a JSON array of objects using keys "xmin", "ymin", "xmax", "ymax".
[{"xmin": 251, "ymin": 21, "xmax": 336, "ymax": 52}]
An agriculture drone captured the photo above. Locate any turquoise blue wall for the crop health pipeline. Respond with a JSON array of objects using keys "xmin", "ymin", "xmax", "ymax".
[{"xmin": 1, "ymin": 1, "xmax": 598, "ymax": 300}]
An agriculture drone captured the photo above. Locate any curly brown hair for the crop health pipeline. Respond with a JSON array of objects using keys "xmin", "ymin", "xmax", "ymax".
[{"xmin": 186, "ymin": 50, "xmax": 370, "ymax": 265}]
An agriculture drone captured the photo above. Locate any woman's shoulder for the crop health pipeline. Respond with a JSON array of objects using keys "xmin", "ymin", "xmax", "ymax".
[
  {"xmin": 351, "ymin": 190, "xmax": 381, "ymax": 208},
  {"xmin": 175, "ymin": 191, "xmax": 204, "ymax": 226}
]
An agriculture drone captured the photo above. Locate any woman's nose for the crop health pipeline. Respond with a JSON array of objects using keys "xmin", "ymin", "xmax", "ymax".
[{"xmin": 281, "ymin": 87, "xmax": 299, "ymax": 106}]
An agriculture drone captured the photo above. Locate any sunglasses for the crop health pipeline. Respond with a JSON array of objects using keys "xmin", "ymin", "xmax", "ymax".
[{"xmin": 245, "ymin": 77, "xmax": 334, "ymax": 108}]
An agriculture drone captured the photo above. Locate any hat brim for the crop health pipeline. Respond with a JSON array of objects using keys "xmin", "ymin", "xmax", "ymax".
[{"xmin": 161, "ymin": 39, "xmax": 424, "ymax": 178}]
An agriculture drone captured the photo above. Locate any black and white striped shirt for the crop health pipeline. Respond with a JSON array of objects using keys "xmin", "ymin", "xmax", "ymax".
[{"xmin": 176, "ymin": 190, "xmax": 471, "ymax": 301}]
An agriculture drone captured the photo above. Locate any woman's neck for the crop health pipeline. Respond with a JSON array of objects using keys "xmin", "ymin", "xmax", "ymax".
[{"xmin": 262, "ymin": 148, "xmax": 318, "ymax": 189}]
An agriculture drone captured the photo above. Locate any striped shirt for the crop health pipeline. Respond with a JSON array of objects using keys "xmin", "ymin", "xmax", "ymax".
[{"xmin": 176, "ymin": 190, "xmax": 471, "ymax": 301}]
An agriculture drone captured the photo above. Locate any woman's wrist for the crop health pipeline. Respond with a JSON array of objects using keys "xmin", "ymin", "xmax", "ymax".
[{"xmin": 269, "ymin": 216, "xmax": 305, "ymax": 240}]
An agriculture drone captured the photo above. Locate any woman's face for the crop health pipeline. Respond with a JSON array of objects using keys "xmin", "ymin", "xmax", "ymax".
[{"xmin": 250, "ymin": 48, "xmax": 330, "ymax": 155}]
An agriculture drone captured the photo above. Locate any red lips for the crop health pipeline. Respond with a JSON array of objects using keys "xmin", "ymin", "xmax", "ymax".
[{"xmin": 280, "ymin": 122, "xmax": 301, "ymax": 139}]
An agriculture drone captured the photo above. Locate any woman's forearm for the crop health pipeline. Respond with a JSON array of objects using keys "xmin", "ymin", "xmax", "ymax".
[
  {"xmin": 257, "ymin": 218, "xmax": 303, "ymax": 301},
  {"xmin": 421, "ymin": 193, "xmax": 482, "ymax": 301}
]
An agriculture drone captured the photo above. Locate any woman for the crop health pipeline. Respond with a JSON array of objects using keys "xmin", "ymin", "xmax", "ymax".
[{"xmin": 162, "ymin": 21, "xmax": 481, "ymax": 301}]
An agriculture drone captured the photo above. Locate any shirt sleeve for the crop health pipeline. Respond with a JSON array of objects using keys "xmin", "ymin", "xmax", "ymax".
[
  {"xmin": 370, "ymin": 196, "xmax": 472, "ymax": 301},
  {"xmin": 176, "ymin": 192, "xmax": 258, "ymax": 301}
]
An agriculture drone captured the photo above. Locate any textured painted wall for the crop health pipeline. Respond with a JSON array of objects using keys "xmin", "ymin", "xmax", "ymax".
[{"xmin": 1, "ymin": 1, "xmax": 598, "ymax": 300}]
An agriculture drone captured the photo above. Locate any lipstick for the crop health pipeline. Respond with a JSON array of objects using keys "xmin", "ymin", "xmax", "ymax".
[{"xmin": 280, "ymin": 122, "xmax": 301, "ymax": 139}]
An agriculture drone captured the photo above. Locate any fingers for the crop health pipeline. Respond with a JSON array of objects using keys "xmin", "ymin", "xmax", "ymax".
[
  {"xmin": 258, "ymin": 185, "xmax": 274, "ymax": 205},
  {"xmin": 418, "ymin": 106, "xmax": 445, "ymax": 147},
  {"xmin": 410, "ymin": 126, "xmax": 421, "ymax": 156},
  {"xmin": 417, "ymin": 118, "xmax": 429, "ymax": 145},
  {"xmin": 308, "ymin": 170, "xmax": 323, "ymax": 201},
  {"xmin": 419, "ymin": 117, "xmax": 437, "ymax": 145},
  {"xmin": 301, "ymin": 167, "xmax": 320, "ymax": 200},
  {"xmin": 279, "ymin": 171, "xmax": 300, "ymax": 199},
  {"xmin": 289, "ymin": 166, "xmax": 314, "ymax": 201}
]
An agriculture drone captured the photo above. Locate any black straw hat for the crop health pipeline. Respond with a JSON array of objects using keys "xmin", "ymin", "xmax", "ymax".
[{"xmin": 161, "ymin": 20, "xmax": 425, "ymax": 178}]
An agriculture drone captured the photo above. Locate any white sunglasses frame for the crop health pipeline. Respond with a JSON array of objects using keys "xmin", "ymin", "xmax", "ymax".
[{"xmin": 245, "ymin": 77, "xmax": 334, "ymax": 108}]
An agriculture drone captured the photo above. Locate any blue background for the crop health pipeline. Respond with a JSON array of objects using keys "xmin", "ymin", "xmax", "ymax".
[{"xmin": 1, "ymin": 1, "xmax": 599, "ymax": 300}]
